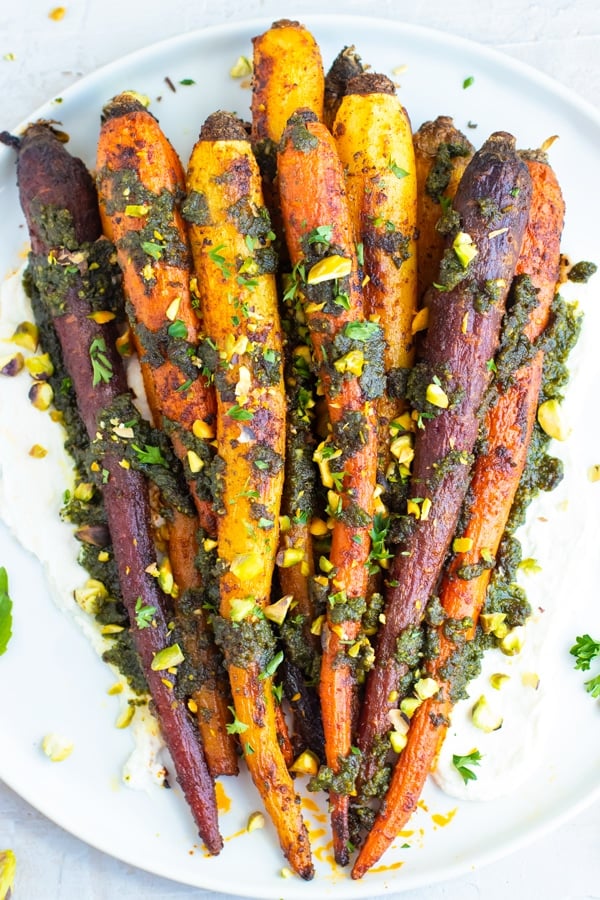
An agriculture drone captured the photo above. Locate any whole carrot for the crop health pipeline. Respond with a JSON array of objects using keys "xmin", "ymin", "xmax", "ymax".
[
  {"xmin": 351, "ymin": 150, "xmax": 563, "ymax": 879},
  {"xmin": 278, "ymin": 109, "xmax": 385, "ymax": 866},
  {"xmin": 186, "ymin": 111, "xmax": 314, "ymax": 881},
  {"xmin": 354, "ymin": 133, "xmax": 532, "ymax": 790},
  {"xmin": 96, "ymin": 93, "xmax": 237, "ymax": 776},
  {"xmin": 7, "ymin": 122, "xmax": 222, "ymax": 854}
]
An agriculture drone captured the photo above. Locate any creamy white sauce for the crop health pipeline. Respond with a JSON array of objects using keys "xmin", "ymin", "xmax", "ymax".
[
  {"xmin": 0, "ymin": 264, "xmax": 598, "ymax": 804},
  {"xmin": 0, "ymin": 267, "xmax": 165, "ymax": 791}
]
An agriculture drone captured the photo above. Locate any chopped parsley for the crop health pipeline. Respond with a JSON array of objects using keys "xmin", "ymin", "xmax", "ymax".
[
  {"xmin": 463, "ymin": 76, "xmax": 475, "ymax": 89},
  {"xmin": 134, "ymin": 597, "xmax": 156, "ymax": 629},
  {"xmin": 132, "ymin": 443, "xmax": 169, "ymax": 467},
  {"xmin": 0, "ymin": 567, "xmax": 13, "ymax": 656},
  {"xmin": 452, "ymin": 749, "xmax": 482, "ymax": 783},
  {"xmin": 570, "ymin": 634, "xmax": 600, "ymax": 698},
  {"xmin": 226, "ymin": 706, "xmax": 249, "ymax": 734},
  {"xmin": 89, "ymin": 337, "xmax": 113, "ymax": 387}
]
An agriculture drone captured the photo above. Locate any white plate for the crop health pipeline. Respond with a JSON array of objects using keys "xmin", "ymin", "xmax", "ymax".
[{"xmin": 1, "ymin": 15, "xmax": 599, "ymax": 899}]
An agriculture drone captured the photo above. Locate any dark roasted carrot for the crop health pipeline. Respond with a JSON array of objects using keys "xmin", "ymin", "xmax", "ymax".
[
  {"xmin": 95, "ymin": 93, "xmax": 237, "ymax": 777},
  {"xmin": 8, "ymin": 122, "xmax": 222, "ymax": 854},
  {"xmin": 413, "ymin": 117, "xmax": 474, "ymax": 301},
  {"xmin": 278, "ymin": 110, "xmax": 384, "ymax": 866},
  {"xmin": 185, "ymin": 111, "xmax": 313, "ymax": 881},
  {"xmin": 323, "ymin": 45, "xmax": 364, "ymax": 130},
  {"xmin": 354, "ymin": 133, "xmax": 532, "ymax": 794},
  {"xmin": 351, "ymin": 151, "xmax": 558, "ymax": 880}
]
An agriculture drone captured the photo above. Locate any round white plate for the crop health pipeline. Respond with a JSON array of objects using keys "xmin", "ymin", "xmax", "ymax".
[{"xmin": 1, "ymin": 15, "xmax": 599, "ymax": 899}]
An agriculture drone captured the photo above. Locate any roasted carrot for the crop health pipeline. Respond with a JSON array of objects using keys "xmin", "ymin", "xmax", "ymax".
[
  {"xmin": 185, "ymin": 111, "xmax": 313, "ymax": 880},
  {"xmin": 354, "ymin": 133, "xmax": 532, "ymax": 794},
  {"xmin": 351, "ymin": 151, "xmax": 563, "ymax": 879},
  {"xmin": 333, "ymin": 72, "xmax": 418, "ymax": 516},
  {"xmin": 413, "ymin": 117, "xmax": 474, "ymax": 300},
  {"xmin": 251, "ymin": 20, "xmax": 326, "ymax": 734},
  {"xmin": 8, "ymin": 122, "xmax": 222, "ymax": 854},
  {"xmin": 278, "ymin": 110, "xmax": 384, "ymax": 866},
  {"xmin": 252, "ymin": 19, "xmax": 324, "ymax": 145},
  {"xmin": 96, "ymin": 93, "xmax": 237, "ymax": 776}
]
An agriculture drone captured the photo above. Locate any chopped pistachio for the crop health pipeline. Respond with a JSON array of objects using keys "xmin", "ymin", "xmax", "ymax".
[
  {"xmin": 499, "ymin": 627, "xmax": 524, "ymax": 656},
  {"xmin": 230, "ymin": 55, "xmax": 252, "ymax": 78},
  {"xmin": 306, "ymin": 254, "xmax": 352, "ymax": 285},
  {"xmin": 29, "ymin": 444, "xmax": 47, "ymax": 458},
  {"xmin": 186, "ymin": 449, "xmax": 204, "ymax": 473},
  {"xmin": 73, "ymin": 482, "xmax": 95, "ymax": 502},
  {"xmin": 10, "ymin": 320, "xmax": 38, "ymax": 351},
  {"xmin": 277, "ymin": 547, "xmax": 304, "ymax": 568},
  {"xmin": 537, "ymin": 398, "xmax": 570, "ymax": 441},
  {"xmin": 333, "ymin": 349, "xmax": 365, "ymax": 376},
  {"xmin": 479, "ymin": 612, "xmax": 508, "ymax": 638},
  {"xmin": 588, "ymin": 464, "xmax": 600, "ymax": 483},
  {"xmin": 25, "ymin": 353, "xmax": 54, "ymax": 379},
  {"xmin": 115, "ymin": 704, "xmax": 136, "ymax": 729},
  {"xmin": 151, "ymin": 643, "xmax": 185, "ymax": 671},
  {"xmin": 471, "ymin": 695, "xmax": 503, "ymax": 732},
  {"xmin": 228, "ymin": 597, "xmax": 255, "ymax": 622},
  {"xmin": 74, "ymin": 578, "xmax": 108, "ymax": 615},
  {"xmin": 263, "ymin": 594, "xmax": 293, "ymax": 625},
  {"xmin": 453, "ymin": 231, "xmax": 478, "ymax": 267},
  {"xmin": 231, "ymin": 552, "xmax": 262, "ymax": 580},
  {"xmin": 0, "ymin": 849, "xmax": 16, "ymax": 899},
  {"xmin": 426, "ymin": 382, "xmax": 449, "ymax": 409},
  {"xmin": 414, "ymin": 677, "xmax": 439, "ymax": 701},
  {"xmin": 192, "ymin": 419, "xmax": 215, "ymax": 440},
  {"xmin": 521, "ymin": 671, "xmax": 540, "ymax": 689},
  {"xmin": 490, "ymin": 673, "xmax": 510, "ymax": 690},
  {"xmin": 310, "ymin": 614, "xmax": 325, "ymax": 636},
  {"xmin": 452, "ymin": 536, "xmax": 473, "ymax": 553},
  {"xmin": 309, "ymin": 517, "xmax": 329, "ymax": 536},
  {"xmin": 411, "ymin": 306, "xmax": 429, "ymax": 334},
  {"xmin": 400, "ymin": 696, "xmax": 422, "ymax": 718},
  {"xmin": 28, "ymin": 380, "xmax": 53, "ymax": 410},
  {"xmin": 41, "ymin": 733, "xmax": 73, "ymax": 761},
  {"xmin": 389, "ymin": 730, "xmax": 408, "ymax": 753},
  {"xmin": 0, "ymin": 352, "xmax": 24, "ymax": 377},
  {"xmin": 290, "ymin": 749, "xmax": 320, "ymax": 776}
]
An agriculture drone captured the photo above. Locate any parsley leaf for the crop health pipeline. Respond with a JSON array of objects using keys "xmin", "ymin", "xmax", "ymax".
[
  {"xmin": 89, "ymin": 337, "xmax": 113, "ymax": 387},
  {"xmin": 570, "ymin": 634, "xmax": 600, "ymax": 671},
  {"xmin": 167, "ymin": 320, "xmax": 188, "ymax": 339},
  {"xmin": 388, "ymin": 158, "xmax": 409, "ymax": 179},
  {"xmin": 0, "ymin": 567, "xmax": 13, "ymax": 656},
  {"xmin": 452, "ymin": 749, "xmax": 482, "ymax": 783},
  {"xmin": 463, "ymin": 75, "xmax": 475, "ymax": 89},
  {"xmin": 134, "ymin": 597, "xmax": 156, "ymax": 630},
  {"xmin": 132, "ymin": 443, "xmax": 169, "ymax": 467},
  {"xmin": 227, "ymin": 404, "xmax": 254, "ymax": 421},
  {"xmin": 259, "ymin": 650, "xmax": 284, "ymax": 680},
  {"xmin": 343, "ymin": 321, "xmax": 381, "ymax": 342},
  {"xmin": 226, "ymin": 706, "xmax": 249, "ymax": 734}
]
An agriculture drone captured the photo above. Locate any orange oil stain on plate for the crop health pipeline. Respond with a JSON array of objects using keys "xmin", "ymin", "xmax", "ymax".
[
  {"xmin": 215, "ymin": 780, "xmax": 232, "ymax": 814},
  {"xmin": 370, "ymin": 861, "xmax": 405, "ymax": 874},
  {"xmin": 432, "ymin": 807, "xmax": 457, "ymax": 828},
  {"xmin": 302, "ymin": 795, "xmax": 328, "ymax": 824}
]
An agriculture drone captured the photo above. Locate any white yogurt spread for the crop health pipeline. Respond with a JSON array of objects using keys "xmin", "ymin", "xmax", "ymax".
[{"xmin": 0, "ymin": 267, "xmax": 165, "ymax": 790}]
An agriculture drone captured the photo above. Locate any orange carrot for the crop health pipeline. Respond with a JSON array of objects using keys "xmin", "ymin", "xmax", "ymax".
[
  {"xmin": 185, "ymin": 111, "xmax": 314, "ymax": 881},
  {"xmin": 278, "ymin": 110, "xmax": 384, "ymax": 865}
]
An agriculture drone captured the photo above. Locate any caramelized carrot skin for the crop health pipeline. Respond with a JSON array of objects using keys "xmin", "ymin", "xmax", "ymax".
[
  {"xmin": 356, "ymin": 133, "xmax": 532, "ymax": 785},
  {"xmin": 278, "ymin": 111, "xmax": 382, "ymax": 865},
  {"xmin": 352, "ymin": 154, "xmax": 563, "ymax": 880}
]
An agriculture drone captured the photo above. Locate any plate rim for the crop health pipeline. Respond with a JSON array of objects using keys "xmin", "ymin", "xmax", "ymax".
[{"xmin": 1, "ymin": 13, "xmax": 600, "ymax": 899}]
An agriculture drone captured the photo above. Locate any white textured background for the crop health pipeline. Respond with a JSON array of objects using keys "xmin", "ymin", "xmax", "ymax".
[{"xmin": 1, "ymin": 1, "xmax": 599, "ymax": 898}]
